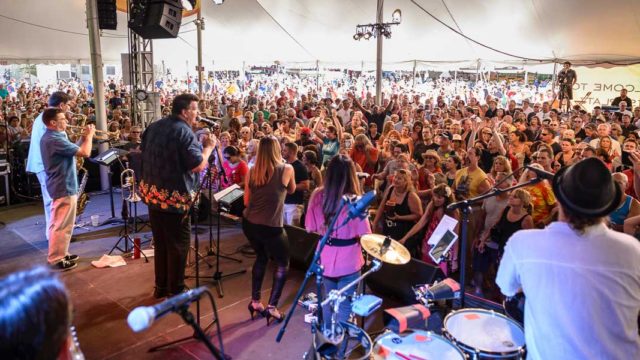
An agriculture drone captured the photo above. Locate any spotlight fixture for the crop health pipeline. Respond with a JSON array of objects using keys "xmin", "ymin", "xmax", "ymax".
[
  {"xmin": 363, "ymin": 31, "xmax": 372, "ymax": 40},
  {"xmin": 353, "ymin": 33, "xmax": 361, "ymax": 41},
  {"xmin": 181, "ymin": 0, "xmax": 196, "ymax": 10},
  {"xmin": 392, "ymin": 9, "xmax": 402, "ymax": 24}
]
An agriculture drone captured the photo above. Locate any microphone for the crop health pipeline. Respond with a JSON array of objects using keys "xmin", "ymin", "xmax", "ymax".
[
  {"xmin": 525, "ymin": 165, "xmax": 555, "ymax": 180},
  {"xmin": 341, "ymin": 190, "xmax": 376, "ymax": 226},
  {"xmin": 197, "ymin": 117, "xmax": 218, "ymax": 127},
  {"xmin": 127, "ymin": 287, "xmax": 207, "ymax": 332}
]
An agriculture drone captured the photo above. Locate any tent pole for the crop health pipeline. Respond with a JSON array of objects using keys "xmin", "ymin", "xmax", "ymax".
[
  {"xmin": 475, "ymin": 60, "xmax": 480, "ymax": 83},
  {"xmin": 375, "ymin": 0, "xmax": 383, "ymax": 106},
  {"xmin": 551, "ymin": 61, "xmax": 558, "ymax": 100},
  {"xmin": 196, "ymin": 8, "xmax": 204, "ymax": 97},
  {"xmin": 86, "ymin": 0, "xmax": 110, "ymax": 191},
  {"xmin": 412, "ymin": 60, "xmax": 417, "ymax": 89},
  {"xmin": 316, "ymin": 60, "xmax": 320, "ymax": 91}
]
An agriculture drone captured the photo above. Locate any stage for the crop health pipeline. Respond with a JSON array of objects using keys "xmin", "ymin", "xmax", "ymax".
[{"xmin": 0, "ymin": 192, "xmax": 366, "ymax": 360}]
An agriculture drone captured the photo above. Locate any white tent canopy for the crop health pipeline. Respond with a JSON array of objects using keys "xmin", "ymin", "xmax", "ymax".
[{"xmin": 1, "ymin": 0, "xmax": 639, "ymax": 72}]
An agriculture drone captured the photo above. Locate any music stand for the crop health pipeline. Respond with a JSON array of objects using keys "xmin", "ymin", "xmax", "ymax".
[
  {"xmin": 207, "ymin": 185, "xmax": 246, "ymax": 297},
  {"xmin": 91, "ymin": 148, "xmax": 129, "ymax": 226}
]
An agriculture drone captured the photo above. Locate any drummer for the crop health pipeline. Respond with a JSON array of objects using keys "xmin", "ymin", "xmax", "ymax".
[
  {"xmin": 305, "ymin": 155, "xmax": 372, "ymax": 327},
  {"xmin": 496, "ymin": 158, "xmax": 640, "ymax": 358}
]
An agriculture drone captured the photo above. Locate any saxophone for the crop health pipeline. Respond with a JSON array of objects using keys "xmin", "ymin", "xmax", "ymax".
[
  {"xmin": 73, "ymin": 114, "xmax": 89, "ymax": 216},
  {"xmin": 76, "ymin": 165, "xmax": 90, "ymax": 216}
]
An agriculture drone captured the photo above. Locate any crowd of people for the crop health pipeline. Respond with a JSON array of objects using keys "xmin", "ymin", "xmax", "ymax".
[{"xmin": 1, "ymin": 67, "xmax": 640, "ymax": 358}]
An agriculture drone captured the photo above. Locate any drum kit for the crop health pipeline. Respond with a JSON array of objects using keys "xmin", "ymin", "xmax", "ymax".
[{"xmin": 307, "ymin": 233, "xmax": 526, "ymax": 360}]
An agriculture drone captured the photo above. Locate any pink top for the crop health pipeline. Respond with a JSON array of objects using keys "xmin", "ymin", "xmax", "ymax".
[{"xmin": 305, "ymin": 188, "xmax": 371, "ymax": 277}]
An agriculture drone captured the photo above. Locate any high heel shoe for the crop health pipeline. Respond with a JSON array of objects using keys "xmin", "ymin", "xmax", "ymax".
[
  {"xmin": 248, "ymin": 301, "xmax": 266, "ymax": 320},
  {"xmin": 265, "ymin": 306, "xmax": 285, "ymax": 326}
]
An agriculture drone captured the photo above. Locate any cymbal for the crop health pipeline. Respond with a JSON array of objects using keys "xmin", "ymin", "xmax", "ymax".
[{"xmin": 360, "ymin": 234, "xmax": 410, "ymax": 265}]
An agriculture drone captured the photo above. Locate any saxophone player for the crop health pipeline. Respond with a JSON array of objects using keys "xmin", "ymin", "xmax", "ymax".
[{"xmin": 41, "ymin": 108, "xmax": 95, "ymax": 271}]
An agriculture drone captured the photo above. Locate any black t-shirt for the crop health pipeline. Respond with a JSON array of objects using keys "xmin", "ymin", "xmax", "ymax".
[
  {"xmin": 363, "ymin": 110, "xmax": 388, "ymax": 130},
  {"xmin": 479, "ymin": 149, "xmax": 498, "ymax": 173},
  {"xmin": 612, "ymin": 96, "xmax": 633, "ymax": 108},
  {"xmin": 285, "ymin": 159, "xmax": 309, "ymax": 205}
]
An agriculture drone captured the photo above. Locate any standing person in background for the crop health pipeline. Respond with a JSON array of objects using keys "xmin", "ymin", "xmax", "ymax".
[
  {"xmin": 26, "ymin": 91, "xmax": 70, "ymax": 242},
  {"xmin": 40, "ymin": 108, "xmax": 95, "ymax": 271},
  {"xmin": 282, "ymin": 142, "xmax": 309, "ymax": 226},
  {"xmin": 305, "ymin": 155, "xmax": 371, "ymax": 327},
  {"xmin": 373, "ymin": 169, "xmax": 423, "ymax": 243},
  {"xmin": 140, "ymin": 94, "xmax": 216, "ymax": 298},
  {"xmin": 243, "ymin": 136, "xmax": 296, "ymax": 325}
]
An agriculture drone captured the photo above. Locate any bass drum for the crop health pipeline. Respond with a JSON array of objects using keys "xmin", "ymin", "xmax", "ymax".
[
  {"xmin": 372, "ymin": 329, "xmax": 466, "ymax": 360},
  {"xmin": 443, "ymin": 308, "xmax": 525, "ymax": 359}
]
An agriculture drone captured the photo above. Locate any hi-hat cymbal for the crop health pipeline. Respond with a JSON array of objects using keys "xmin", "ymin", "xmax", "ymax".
[{"xmin": 360, "ymin": 234, "xmax": 410, "ymax": 265}]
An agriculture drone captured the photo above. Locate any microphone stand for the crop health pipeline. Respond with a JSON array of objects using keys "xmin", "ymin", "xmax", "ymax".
[
  {"xmin": 150, "ymin": 168, "xmax": 226, "ymax": 357},
  {"xmin": 276, "ymin": 198, "xmax": 348, "ymax": 343},
  {"xmin": 446, "ymin": 176, "xmax": 542, "ymax": 309}
]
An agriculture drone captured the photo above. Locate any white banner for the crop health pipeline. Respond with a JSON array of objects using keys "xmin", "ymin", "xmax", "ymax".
[{"xmin": 572, "ymin": 65, "xmax": 640, "ymax": 110}]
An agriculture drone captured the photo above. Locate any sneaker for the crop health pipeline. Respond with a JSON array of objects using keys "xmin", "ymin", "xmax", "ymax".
[
  {"xmin": 51, "ymin": 260, "xmax": 77, "ymax": 271},
  {"xmin": 64, "ymin": 254, "xmax": 79, "ymax": 262}
]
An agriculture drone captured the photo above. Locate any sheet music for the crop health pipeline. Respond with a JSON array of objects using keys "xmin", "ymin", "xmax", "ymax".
[
  {"xmin": 427, "ymin": 214, "xmax": 458, "ymax": 245},
  {"xmin": 213, "ymin": 183, "xmax": 240, "ymax": 202}
]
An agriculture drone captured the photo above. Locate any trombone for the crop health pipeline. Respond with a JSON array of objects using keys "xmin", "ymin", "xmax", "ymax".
[{"xmin": 66, "ymin": 125, "xmax": 121, "ymax": 141}]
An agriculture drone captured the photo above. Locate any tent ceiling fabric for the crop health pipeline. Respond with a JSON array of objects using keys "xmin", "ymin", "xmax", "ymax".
[{"xmin": 1, "ymin": 0, "xmax": 639, "ymax": 69}]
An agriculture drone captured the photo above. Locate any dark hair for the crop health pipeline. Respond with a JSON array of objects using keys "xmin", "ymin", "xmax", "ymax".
[
  {"xmin": 303, "ymin": 150, "xmax": 318, "ymax": 167},
  {"xmin": 512, "ymin": 130, "xmax": 526, "ymax": 143},
  {"xmin": 48, "ymin": 91, "xmax": 69, "ymax": 107},
  {"xmin": 171, "ymin": 94, "xmax": 199, "ymax": 116},
  {"xmin": 0, "ymin": 266, "xmax": 71, "ymax": 360},
  {"xmin": 284, "ymin": 142, "xmax": 298, "ymax": 154},
  {"xmin": 8, "ymin": 115, "xmax": 19, "ymax": 123},
  {"xmin": 562, "ymin": 204, "xmax": 602, "ymax": 233},
  {"xmin": 449, "ymin": 154, "xmax": 462, "ymax": 169},
  {"xmin": 42, "ymin": 108, "xmax": 64, "ymax": 126},
  {"xmin": 223, "ymin": 145, "xmax": 239, "ymax": 157},
  {"xmin": 322, "ymin": 155, "xmax": 361, "ymax": 225}
]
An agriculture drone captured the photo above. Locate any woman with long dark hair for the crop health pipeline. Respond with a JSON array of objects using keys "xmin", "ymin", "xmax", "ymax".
[
  {"xmin": 243, "ymin": 136, "xmax": 296, "ymax": 325},
  {"xmin": 399, "ymin": 184, "xmax": 460, "ymax": 274},
  {"xmin": 305, "ymin": 155, "xmax": 371, "ymax": 326}
]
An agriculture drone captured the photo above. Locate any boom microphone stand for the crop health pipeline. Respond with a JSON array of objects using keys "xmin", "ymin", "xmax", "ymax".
[{"xmin": 446, "ymin": 174, "xmax": 543, "ymax": 309}]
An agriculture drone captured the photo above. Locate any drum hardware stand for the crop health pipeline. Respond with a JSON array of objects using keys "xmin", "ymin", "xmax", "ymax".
[{"xmin": 447, "ymin": 172, "xmax": 542, "ymax": 308}]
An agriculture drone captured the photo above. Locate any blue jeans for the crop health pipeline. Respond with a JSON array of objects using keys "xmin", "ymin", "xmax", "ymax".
[{"xmin": 322, "ymin": 271, "xmax": 361, "ymax": 327}]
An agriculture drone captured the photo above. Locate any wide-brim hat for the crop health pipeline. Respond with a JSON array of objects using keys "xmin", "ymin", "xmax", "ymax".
[
  {"xmin": 552, "ymin": 157, "xmax": 620, "ymax": 218},
  {"xmin": 421, "ymin": 149, "xmax": 441, "ymax": 162}
]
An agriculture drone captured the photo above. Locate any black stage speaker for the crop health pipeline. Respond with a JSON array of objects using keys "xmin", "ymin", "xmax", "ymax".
[
  {"xmin": 285, "ymin": 225, "xmax": 320, "ymax": 271},
  {"xmin": 97, "ymin": 0, "xmax": 118, "ymax": 30},
  {"xmin": 366, "ymin": 258, "xmax": 445, "ymax": 305},
  {"xmin": 129, "ymin": 0, "xmax": 182, "ymax": 39}
]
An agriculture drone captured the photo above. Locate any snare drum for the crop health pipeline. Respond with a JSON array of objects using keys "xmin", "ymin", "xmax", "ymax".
[
  {"xmin": 372, "ymin": 329, "xmax": 466, "ymax": 360},
  {"xmin": 443, "ymin": 308, "xmax": 525, "ymax": 359}
]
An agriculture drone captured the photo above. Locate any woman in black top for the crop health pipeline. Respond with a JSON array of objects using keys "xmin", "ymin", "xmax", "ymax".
[
  {"xmin": 372, "ymin": 169, "xmax": 422, "ymax": 244},
  {"xmin": 472, "ymin": 188, "xmax": 533, "ymax": 296}
]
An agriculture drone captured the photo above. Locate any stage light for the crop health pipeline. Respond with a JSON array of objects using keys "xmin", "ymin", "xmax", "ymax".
[
  {"xmin": 392, "ymin": 9, "xmax": 402, "ymax": 24},
  {"xmin": 181, "ymin": 0, "xmax": 196, "ymax": 10},
  {"xmin": 363, "ymin": 31, "xmax": 372, "ymax": 40},
  {"xmin": 353, "ymin": 33, "xmax": 361, "ymax": 40}
]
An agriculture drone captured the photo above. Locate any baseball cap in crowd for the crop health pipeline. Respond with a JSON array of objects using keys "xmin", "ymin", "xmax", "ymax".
[
  {"xmin": 452, "ymin": 134, "xmax": 462, "ymax": 142},
  {"xmin": 441, "ymin": 131, "xmax": 453, "ymax": 141},
  {"xmin": 300, "ymin": 127, "xmax": 311, "ymax": 136}
]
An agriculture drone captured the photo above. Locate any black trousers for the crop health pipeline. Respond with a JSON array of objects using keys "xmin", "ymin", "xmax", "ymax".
[
  {"xmin": 149, "ymin": 208, "xmax": 191, "ymax": 294},
  {"xmin": 242, "ymin": 219, "xmax": 289, "ymax": 307}
]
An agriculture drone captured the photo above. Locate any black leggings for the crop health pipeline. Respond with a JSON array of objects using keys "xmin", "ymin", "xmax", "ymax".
[
  {"xmin": 148, "ymin": 208, "xmax": 191, "ymax": 294},
  {"xmin": 242, "ymin": 219, "xmax": 290, "ymax": 307}
]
